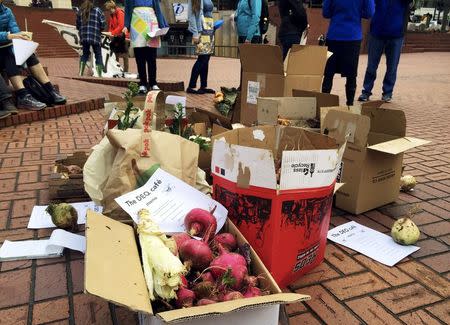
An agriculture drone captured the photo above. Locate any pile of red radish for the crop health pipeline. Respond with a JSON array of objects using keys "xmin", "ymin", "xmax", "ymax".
[{"xmin": 170, "ymin": 207, "xmax": 266, "ymax": 309}]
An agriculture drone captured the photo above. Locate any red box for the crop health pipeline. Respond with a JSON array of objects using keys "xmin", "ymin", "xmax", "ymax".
[{"xmin": 211, "ymin": 126, "xmax": 344, "ymax": 287}]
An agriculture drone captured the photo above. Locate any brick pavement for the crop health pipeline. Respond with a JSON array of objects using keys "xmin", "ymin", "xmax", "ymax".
[{"xmin": 0, "ymin": 53, "xmax": 449, "ymax": 324}]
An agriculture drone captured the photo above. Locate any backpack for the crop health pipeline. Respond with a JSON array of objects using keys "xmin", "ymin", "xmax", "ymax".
[
  {"xmin": 248, "ymin": 0, "xmax": 270, "ymax": 35},
  {"xmin": 23, "ymin": 76, "xmax": 54, "ymax": 105}
]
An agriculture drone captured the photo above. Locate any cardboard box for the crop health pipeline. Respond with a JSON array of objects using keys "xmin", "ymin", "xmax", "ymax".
[
  {"xmin": 257, "ymin": 97, "xmax": 316, "ymax": 126},
  {"xmin": 240, "ymin": 45, "xmax": 328, "ymax": 126},
  {"xmin": 323, "ymin": 106, "xmax": 430, "ymax": 214},
  {"xmin": 292, "ymin": 90, "xmax": 340, "ymax": 118},
  {"xmin": 85, "ymin": 211, "xmax": 307, "ymax": 324},
  {"xmin": 211, "ymin": 126, "xmax": 345, "ymax": 286}
]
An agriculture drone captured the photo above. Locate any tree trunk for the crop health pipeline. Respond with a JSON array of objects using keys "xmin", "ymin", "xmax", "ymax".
[{"xmin": 442, "ymin": 1, "xmax": 450, "ymax": 32}]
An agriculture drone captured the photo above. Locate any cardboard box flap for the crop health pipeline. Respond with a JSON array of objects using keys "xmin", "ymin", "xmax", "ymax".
[
  {"xmin": 157, "ymin": 293, "xmax": 309, "ymax": 323},
  {"xmin": 320, "ymin": 106, "xmax": 361, "ymax": 133},
  {"xmin": 367, "ymin": 137, "xmax": 431, "ymax": 155},
  {"xmin": 322, "ymin": 109, "xmax": 370, "ymax": 147},
  {"xmin": 239, "ymin": 44, "xmax": 283, "ymax": 75},
  {"xmin": 85, "ymin": 211, "xmax": 152, "ymax": 314},
  {"xmin": 257, "ymin": 97, "xmax": 316, "ymax": 125},
  {"xmin": 361, "ymin": 106, "xmax": 406, "ymax": 137},
  {"xmin": 292, "ymin": 90, "xmax": 339, "ymax": 109},
  {"xmin": 286, "ymin": 45, "xmax": 328, "ymax": 76},
  {"xmin": 278, "ymin": 127, "xmax": 338, "ymax": 153}
]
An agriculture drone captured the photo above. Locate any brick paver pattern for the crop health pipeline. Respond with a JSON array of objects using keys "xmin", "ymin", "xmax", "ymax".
[{"xmin": 0, "ymin": 53, "xmax": 449, "ymax": 324}]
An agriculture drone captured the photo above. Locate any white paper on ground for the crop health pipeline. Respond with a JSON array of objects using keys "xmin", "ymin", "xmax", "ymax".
[
  {"xmin": 147, "ymin": 27, "xmax": 170, "ymax": 38},
  {"xmin": 0, "ymin": 229, "xmax": 86, "ymax": 261},
  {"xmin": 12, "ymin": 38, "xmax": 39, "ymax": 65},
  {"xmin": 115, "ymin": 168, "xmax": 228, "ymax": 233},
  {"xmin": 165, "ymin": 95, "xmax": 187, "ymax": 116},
  {"xmin": 327, "ymin": 221, "xmax": 420, "ymax": 267},
  {"xmin": 28, "ymin": 201, "xmax": 103, "ymax": 229}
]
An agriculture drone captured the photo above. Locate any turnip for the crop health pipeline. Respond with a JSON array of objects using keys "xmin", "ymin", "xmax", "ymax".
[
  {"xmin": 172, "ymin": 233, "xmax": 191, "ymax": 250},
  {"xmin": 221, "ymin": 291, "xmax": 244, "ymax": 301},
  {"xmin": 184, "ymin": 206, "xmax": 217, "ymax": 237},
  {"xmin": 212, "ymin": 233, "xmax": 237, "ymax": 252},
  {"xmin": 179, "ymin": 224, "xmax": 214, "ymax": 270},
  {"xmin": 210, "ymin": 245, "xmax": 248, "ymax": 290},
  {"xmin": 175, "ymin": 287, "xmax": 196, "ymax": 308},
  {"xmin": 243, "ymin": 286, "xmax": 261, "ymax": 298}
]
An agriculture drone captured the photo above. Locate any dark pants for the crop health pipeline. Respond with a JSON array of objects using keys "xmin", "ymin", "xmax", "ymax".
[
  {"xmin": 80, "ymin": 42, "xmax": 103, "ymax": 66},
  {"xmin": 362, "ymin": 35, "xmax": 404, "ymax": 97},
  {"xmin": 279, "ymin": 34, "xmax": 301, "ymax": 60},
  {"xmin": 188, "ymin": 55, "xmax": 210, "ymax": 89},
  {"xmin": 0, "ymin": 75, "xmax": 12, "ymax": 102},
  {"xmin": 0, "ymin": 46, "xmax": 40, "ymax": 77},
  {"xmin": 322, "ymin": 75, "xmax": 357, "ymax": 106},
  {"xmin": 134, "ymin": 47, "xmax": 157, "ymax": 87}
]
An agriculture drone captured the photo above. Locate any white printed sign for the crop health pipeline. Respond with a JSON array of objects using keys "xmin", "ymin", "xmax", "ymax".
[
  {"xmin": 327, "ymin": 221, "xmax": 419, "ymax": 267},
  {"xmin": 172, "ymin": 3, "xmax": 188, "ymax": 22},
  {"xmin": 247, "ymin": 81, "xmax": 260, "ymax": 105},
  {"xmin": 115, "ymin": 169, "xmax": 227, "ymax": 233}
]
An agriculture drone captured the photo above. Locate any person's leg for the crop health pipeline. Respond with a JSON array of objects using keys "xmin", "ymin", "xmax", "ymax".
[
  {"xmin": 93, "ymin": 44, "xmax": 103, "ymax": 77},
  {"xmin": 146, "ymin": 47, "xmax": 158, "ymax": 88},
  {"xmin": 345, "ymin": 76, "xmax": 357, "ymax": 106},
  {"xmin": 122, "ymin": 54, "xmax": 129, "ymax": 73},
  {"xmin": 188, "ymin": 56, "xmax": 202, "ymax": 91},
  {"xmin": 0, "ymin": 75, "xmax": 17, "ymax": 115},
  {"xmin": 0, "ymin": 74, "xmax": 11, "ymax": 102},
  {"xmin": 382, "ymin": 37, "xmax": 404, "ymax": 99},
  {"xmin": 200, "ymin": 55, "xmax": 214, "ymax": 93},
  {"xmin": 321, "ymin": 74, "xmax": 334, "ymax": 94},
  {"xmin": 280, "ymin": 34, "xmax": 301, "ymax": 61},
  {"xmin": 360, "ymin": 35, "xmax": 385, "ymax": 97},
  {"xmin": 133, "ymin": 47, "xmax": 148, "ymax": 88},
  {"xmin": 79, "ymin": 42, "xmax": 90, "ymax": 76}
]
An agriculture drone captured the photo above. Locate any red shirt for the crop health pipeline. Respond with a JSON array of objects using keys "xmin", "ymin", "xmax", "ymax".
[{"xmin": 108, "ymin": 8, "xmax": 129, "ymax": 38}]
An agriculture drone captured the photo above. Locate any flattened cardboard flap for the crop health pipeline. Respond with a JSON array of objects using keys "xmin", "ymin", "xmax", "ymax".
[
  {"xmin": 257, "ymin": 97, "xmax": 316, "ymax": 125},
  {"xmin": 286, "ymin": 45, "xmax": 328, "ymax": 76},
  {"xmin": 85, "ymin": 211, "xmax": 152, "ymax": 314},
  {"xmin": 239, "ymin": 44, "xmax": 283, "ymax": 75},
  {"xmin": 361, "ymin": 106, "xmax": 406, "ymax": 137},
  {"xmin": 367, "ymin": 137, "xmax": 431, "ymax": 155},
  {"xmin": 322, "ymin": 109, "xmax": 370, "ymax": 147},
  {"xmin": 157, "ymin": 293, "xmax": 308, "ymax": 323}
]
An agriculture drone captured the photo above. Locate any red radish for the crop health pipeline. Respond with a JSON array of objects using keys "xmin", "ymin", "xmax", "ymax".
[
  {"xmin": 244, "ymin": 275, "xmax": 258, "ymax": 288},
  {"xmin": 221, "ymin": 291, "xmax": 244, "ymax": 301},
  {"xmin": 172, "ymin": 233, "xmax": 191, "ymax": 249},
  {"xmin": 210, "ymin": 245, "xmax": 248, "ymax": 290},
  {"xmin": 179, "ymin": 224, "xmax": 214, "ymax": 270},
  {"xmin": 212, "ymin": 233, "xmax": 237, "ymax": 252},
  {"xmin": 184, "ymin": 206, "xmax": 217, "ymax": 237},
  {"xmin": 197, "ymin": 299, "xmax": 217, "ymax": 306},
  {"xmin": 201, "ymin": 272, "xmax": 214, "ymax": 283},
  {"xmin": 175, "ymin": 287, "xmax": 196, "ymax": 308},
  {"xmin": 180, "ymin": 275, "xmax": 188, "ymax": 287},
  {"xmin": 243, "ymin": 286, "xmax": 261, "ymax": 298},
  {"xmin": 193, "ymin": 281, "xmax": 215, "ymax": 300}
]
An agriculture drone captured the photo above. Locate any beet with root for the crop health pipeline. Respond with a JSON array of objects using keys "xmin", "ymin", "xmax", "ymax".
[
  {"xmin": 179, "ymin": 224, "xmax": 214, "ymax": 270},
  {"xmin": 212, "ymin": 233, "xmax": 237, "ymax": 252},
  {"xmin": 184, "ymin": 206, "xmax": 217, "ymax": 237},
  {"xmin": 175, "ymin": 287, "xmax": 196, "ymax": 308},
  {"xmin": 210, "ymin": 245, "xmax": 248, "ymax": 290}
]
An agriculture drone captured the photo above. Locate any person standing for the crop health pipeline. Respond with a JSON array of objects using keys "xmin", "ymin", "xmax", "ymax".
[
  {"xmin": 76, "ymin": 0, "xmax": 106, "ymax": 77},
  {"xmin": 235, "ymin": 0, "xmax": 262, "ymax": 44},
  {"xmin": 358, "ymin": 0, "xmax": 412, "ymax": 103},
  {"xmin": 105, "ymin": 0, "xmax": 129, "ymax": 73},
  {"xmin": 123, "ymin": 0, "xmax": 168, "ymax": 94},
  {"xmin": 0, "ymin": 75, "xmax": 17, "ymax": 119},
  {"xmin": 321, "ymin": 0, "xmax": 375, "ymax": 106},
  {"xmin": 186, "ymin": 0, "xmax": 215, "ymax": 94},
  {"xmin": 278, "ymin": 0, "xmax": 308, "ymax": 60},
  {"xmin": 0, "ymin": 0, "xmax": 66, "ymax": 110}
]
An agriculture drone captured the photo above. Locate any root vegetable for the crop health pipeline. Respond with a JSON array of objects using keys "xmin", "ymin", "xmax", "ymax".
[
  {"xmin": 45, "ymin": 203, "xmax": 78, "ymax": 232},
  {"xmin": 244, "ymin": 275, "xmax": 258, "ymax": 288},
  {"xmin": 184, "ymin": 206, "xmax": 217, "ymax": 237},
  {"xmin": 197, "ymin": 299, "xmax": 217, "ymax": 306},
  {"xmin": 172, "ymin": 233, "xmax": 191, "ymax": 250},
  {"xmin": 243, "ymin": 286, "xmax": 261, "ymax": 298},
  {"xmin": 175, "ymin": 287, "xmax": 196, "ymax": 308},
  {"xmin": 193, "ymin": 281, "xmax": 215, "ymax": 300},
  {"xmin": 201, "ymin": 272, "xmax": 214, "ymax": 283},
  {"xmin": 210, "ymin": 245, "xmax": 248, "ymax": 290},
  {"xmin": 221, "ymin": 291, "xmax": 244, "ymax": 301},
  {"xmin": 212, "ymin": 233, "xmax": 237, "ymax": 252},
  {"xmin": 391, "ymin": 218, "xmax": 420, "ymax": 245},
  {"xmin": 179, "ymin": 224, "xmax": 214, "ymax": 270}
]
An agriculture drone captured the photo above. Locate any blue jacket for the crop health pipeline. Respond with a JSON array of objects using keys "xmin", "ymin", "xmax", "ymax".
[
  {"xmin": 370, "ymin": 0, "xmax": 411, "ymax": 39},
  {"xmin": 236, "ymin": 0, "xmax": 261, "ymax": 41},
  {"xmin": 323, "ymin": 0, "xmax": 375, "ymax": 41},
  {"xmin": 0, "ymin": 3, "xmax": 20, "ymax": 45},
  {"xmin": 188, "ymin": 0, "xmax": 214, "ymax": 38},
  {"xmin": 124, "ymin": 0, "xmax": 168, "ymax": 30}
]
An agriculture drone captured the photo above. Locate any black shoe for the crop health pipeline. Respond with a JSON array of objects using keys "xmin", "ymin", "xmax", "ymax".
[
  {"xmin": 17, "ymin": 94, "xmax": 46, "ymax": 111},
  {"xmin": 186, "ymin": 87, "xmax": 199, "ymax": 94},
  {"xmin": 1, "ymin": 98, "xmax": 18, "ymax": 114},
  {"xmin": 200, "ymin": 88, "xmax": 215, "ymax": 94},
  {"xmin": 0, "ymin": 110, "xmax": 11, "ymax": 120},
  {"xmin": 49, "ymin": 90, "xmax": 67, "ymax": 105}
]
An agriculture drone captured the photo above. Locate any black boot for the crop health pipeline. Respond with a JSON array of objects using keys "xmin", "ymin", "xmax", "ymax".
[
  {"xmin": 1, "ymin": 98, "xmax": 18, "ymax": 114},
  {"xmin": 17, "ymin": 94, "xmax": 46, "ymax": 111},
  {"xmin": 0, "ymin": 110, "xmax": 11, "ymax": 120},
  {"xmin": 43, "ymin": 82, "xmax": 67, "ymax": 105}
]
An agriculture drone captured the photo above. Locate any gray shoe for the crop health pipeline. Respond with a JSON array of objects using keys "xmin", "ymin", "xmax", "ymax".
[
  {"xmin": 382, "ymin": 94, "xmax": 392, "ymax": 103},
  {"xmin": 358, "ymin": 93, "xmax": 370, "ymax": 102},
  {"xmin": 17, "ymin": 94, "xmax": 46, "ymax": 111},
  {"xmin": 0, "ymin": 110, "xmax": 11, "ymax": 120},
  {"xmin": 1, "ymin": 98, "xmax": 18, "ymax": 114}
]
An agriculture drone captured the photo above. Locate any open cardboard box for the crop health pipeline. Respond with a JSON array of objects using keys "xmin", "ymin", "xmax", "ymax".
[
  {"xmin": 84, "ymin": 211, "xmax": 308, "ymax": 324},
  {"xmin": 292, "ymin": 89, "xmax": 340, "ymax": 118},
  {"xmin": 323, "ymin": 106, "xmax": 430, "ymax": 214},
  {"xmin": 210, "ymin": 126, "xmax": 345, "ymax": 286},
  {"xmin": 257, "ymin": 97, "xmax": 317, "ymax": 131},
  {"xmin": 240, "ymin": 45, "xmax": 328, "ymax": 126}
]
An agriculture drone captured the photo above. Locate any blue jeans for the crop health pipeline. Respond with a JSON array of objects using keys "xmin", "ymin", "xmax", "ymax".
[
  {"xmin": 362, "ymin": 35, "xmax": 403, "ymax": 97},
  {"xmin": 188, "ymin": 55, "xmax": 211, "ymax": 89},
  {"xmin": 80, "ymin": 42, "xmax": 103, "ymax": 66}
]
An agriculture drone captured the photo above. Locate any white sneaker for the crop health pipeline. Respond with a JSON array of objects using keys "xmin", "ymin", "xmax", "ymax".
[
  {"xmin": 138, "ymin": 85, "xmax": 148, "ymax": 94},
  {"xmin": 151, "ymin": 85, "xmax": 160, "ymax": 90}
]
